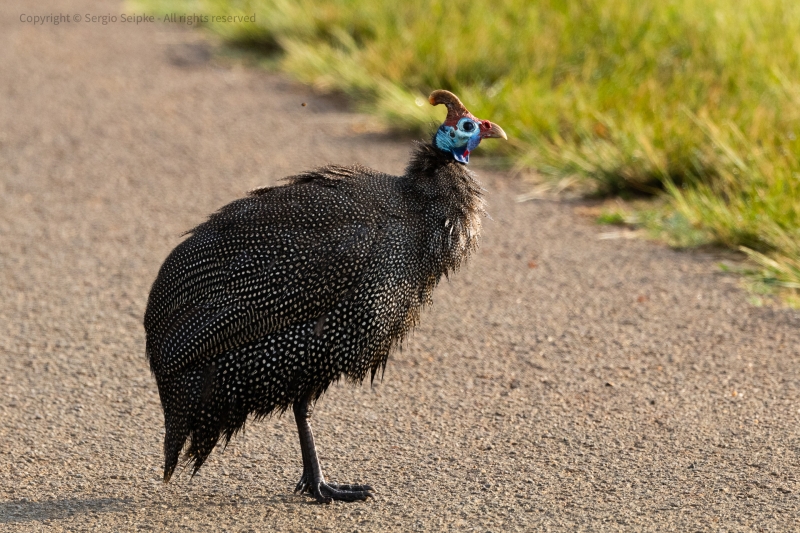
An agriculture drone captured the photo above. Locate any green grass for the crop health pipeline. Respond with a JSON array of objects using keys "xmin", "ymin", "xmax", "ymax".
[{"xmin": 136, "ymin": 0, "xmax": 800, "ymax": 303}]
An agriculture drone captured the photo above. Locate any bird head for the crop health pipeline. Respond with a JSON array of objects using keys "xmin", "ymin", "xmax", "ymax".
[{"xmin": 430, "ymin": 90, "xmax": 507, "ymax": 164}]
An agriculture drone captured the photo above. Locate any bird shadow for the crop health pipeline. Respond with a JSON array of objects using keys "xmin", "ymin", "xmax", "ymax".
[{"xmin": 0, "ymin": 497, "xmax": 132, "ymax": 524}]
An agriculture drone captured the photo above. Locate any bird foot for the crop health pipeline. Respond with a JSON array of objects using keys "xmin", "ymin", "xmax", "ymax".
[{"xmin": 295, "ymin": 472, "xmax": 373, "ymax": 503}]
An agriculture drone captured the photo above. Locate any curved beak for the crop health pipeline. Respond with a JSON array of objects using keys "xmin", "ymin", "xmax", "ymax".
[{"xmin": 480, "ymin": 121, "xmax": 508, "ymax": 140}]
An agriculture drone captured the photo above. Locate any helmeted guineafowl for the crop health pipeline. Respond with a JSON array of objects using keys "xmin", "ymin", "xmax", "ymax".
[{"xmin": 144, "ymin": 90, "xmax": 507, "ymax": 503}]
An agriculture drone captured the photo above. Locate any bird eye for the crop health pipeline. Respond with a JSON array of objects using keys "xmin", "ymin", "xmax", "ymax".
[{"xmin": 462, "ymin": 121, "xmax": 475, "ymax": 132}]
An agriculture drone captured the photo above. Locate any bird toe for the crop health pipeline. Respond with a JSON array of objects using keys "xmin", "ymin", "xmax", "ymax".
[
  {"xmin": 307, "ymin": 481, "xmax": 374, "ymax": 503},
  {"xmin": 326, "ymin": 482, "xmax": 374, "ymax": 493}
]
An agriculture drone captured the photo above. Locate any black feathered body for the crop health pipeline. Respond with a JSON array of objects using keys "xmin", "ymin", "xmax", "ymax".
[{"xmin": 144, "ymin": 144, "xmax": 484, "ymax": 480}]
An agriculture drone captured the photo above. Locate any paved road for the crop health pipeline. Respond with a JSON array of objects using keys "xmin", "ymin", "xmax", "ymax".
[{"xmin": 2, "ymin": 1, "xmax": 799, "ymax": 531}]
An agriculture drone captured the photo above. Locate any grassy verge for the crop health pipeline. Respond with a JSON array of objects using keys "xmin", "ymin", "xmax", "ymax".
[{"xmin": 136, "ymin": 0, "xmax": 800, "ymax": 304}]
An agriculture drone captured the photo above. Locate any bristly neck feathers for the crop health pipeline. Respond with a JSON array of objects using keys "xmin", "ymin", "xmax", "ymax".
[{"xmin": 404, "ymin": 141, "xmax": 486, "ymax": 272}]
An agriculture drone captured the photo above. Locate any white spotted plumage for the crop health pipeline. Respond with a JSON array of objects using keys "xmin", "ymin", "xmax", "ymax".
[{"xmin": 145, "ymin": 142, "xmax": 486, "ymax": 482}]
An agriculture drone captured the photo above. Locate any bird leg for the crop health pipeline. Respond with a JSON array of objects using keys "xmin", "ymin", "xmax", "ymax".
[{"xmin": 293, "ymin": 397, "xmax": 374, "ymax": 503}]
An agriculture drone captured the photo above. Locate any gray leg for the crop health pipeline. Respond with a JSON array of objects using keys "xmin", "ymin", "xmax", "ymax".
[{"xmin": 293, "ymin": 396, "xmax": 374, "ymax": 503}]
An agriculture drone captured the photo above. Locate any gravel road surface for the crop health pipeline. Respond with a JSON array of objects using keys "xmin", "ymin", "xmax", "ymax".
[{"xmin": 2, "ymin": 1, "xmax": 799, "ymax": 531}]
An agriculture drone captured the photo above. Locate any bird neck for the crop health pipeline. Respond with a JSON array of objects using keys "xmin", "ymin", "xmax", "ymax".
[
  {"xmin": 404, "ymin": 142, "xmax": 485, "ymax": 263},
  {"xmin": 405, "ymin": 141, "xmax": 483, "ymax": 196}
]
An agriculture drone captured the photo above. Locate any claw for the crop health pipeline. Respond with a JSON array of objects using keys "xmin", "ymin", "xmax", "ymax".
[{"xmin": 294, "ymin": 478, "xmax": 310, "ymax": 494}]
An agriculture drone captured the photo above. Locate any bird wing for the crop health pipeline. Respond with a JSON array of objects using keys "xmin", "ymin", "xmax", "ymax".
[{"xmin": 146, "ymin": 180, "xmax": 387, "ymax": 378}]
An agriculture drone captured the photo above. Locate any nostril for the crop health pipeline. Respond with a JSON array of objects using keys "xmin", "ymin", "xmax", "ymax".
[{"xmin": 482, "ymin": 120, "xmax": 491, "ymax": 129}]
